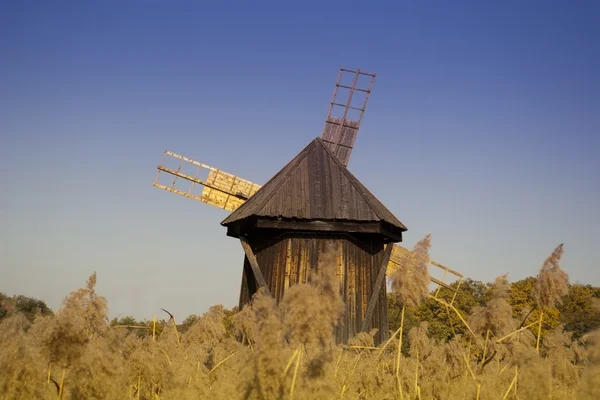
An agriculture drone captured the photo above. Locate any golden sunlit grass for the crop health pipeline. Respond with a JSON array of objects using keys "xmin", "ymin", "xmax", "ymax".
[{"xmin": 1, "ymin": 244, "xmax": 598, "ymax": 399}]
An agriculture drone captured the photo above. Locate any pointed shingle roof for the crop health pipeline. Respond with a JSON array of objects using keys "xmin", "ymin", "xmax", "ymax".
[{"xmin": 221, "ymin": 137, "xmax": 406, "ymax": 236}]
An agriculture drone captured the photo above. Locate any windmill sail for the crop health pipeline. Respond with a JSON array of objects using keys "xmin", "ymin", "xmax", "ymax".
[
  {"xmin": 153, "ymin": 151, "xmax": 463, "ymax": 296},
  {"xmin": 321, "ymin": 68, "xmax": 376, "ymax": 167},
  {"xmin": 153, "ymin": 150, "xmax": 261, "ymax": 212}
]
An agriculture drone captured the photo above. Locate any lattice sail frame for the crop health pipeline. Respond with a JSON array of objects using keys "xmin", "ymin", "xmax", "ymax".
[
  {"xmin": 154, "ymin": 151, "xmax": 261, "ymax": 212},
  {"xmin": 154, "ymin": 150, "xmax": 464, "ymax": 301},
  {"xmin": 321, "ymin": 68, "xmax": 376, "ymax": 167}
]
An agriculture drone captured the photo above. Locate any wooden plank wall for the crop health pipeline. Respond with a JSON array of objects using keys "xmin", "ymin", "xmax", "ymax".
[{"xmin": 238, "ymin": 234, "xmax": 389, "ymax": 345}]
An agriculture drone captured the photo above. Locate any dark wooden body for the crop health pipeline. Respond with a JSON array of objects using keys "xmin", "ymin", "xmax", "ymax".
[{"xmin": 238, "ymin": 229, "xmax": 390, "ymax": 345}]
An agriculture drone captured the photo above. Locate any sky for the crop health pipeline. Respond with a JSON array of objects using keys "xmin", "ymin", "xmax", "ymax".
[{"xmin": 1, "ymin": 1, "xmax": 599, "ymax": 321}]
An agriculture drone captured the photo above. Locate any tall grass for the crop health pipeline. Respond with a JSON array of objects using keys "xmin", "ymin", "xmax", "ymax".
[{"xmin": 1, "ymin": 245, "xmax": 598, "ymax": 399}]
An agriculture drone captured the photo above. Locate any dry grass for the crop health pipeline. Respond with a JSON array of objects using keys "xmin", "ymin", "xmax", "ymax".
[
  {"xmin": 470, "ymin": 274, "xmax": 516, "ymax": 337},
  {"xmin": 391, "ymin": 234, "xmax": 431, "ymax": 308},
  {"xmin": 1, "ymin": 244, "xmax": 598, "ymax": 399},
  {"xmin": 533, "ymin": 244, "xmax": 569, "ymax": 309},
  {"xmin": 532, "ymin": 244, "xmax": 570, "ymax": 353}
]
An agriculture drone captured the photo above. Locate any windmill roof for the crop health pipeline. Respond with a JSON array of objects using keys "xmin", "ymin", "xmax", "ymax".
[{"xmin": 220, "ymin": 137, "xmax": 407, "ymax": 233}]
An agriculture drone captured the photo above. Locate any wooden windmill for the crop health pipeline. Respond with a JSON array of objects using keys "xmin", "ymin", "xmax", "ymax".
[{"xmin": 153, "ymin": 68, "xmax": 464, "ymax": 344}]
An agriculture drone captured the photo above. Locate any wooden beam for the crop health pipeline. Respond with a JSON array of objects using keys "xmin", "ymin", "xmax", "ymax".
[
  {"xmin": 430, "ymin": 276, "xmax": 459, "ymax": 293},
  {"xmin": 240, "ymin": 235, "xmax": 292, "ymax": 345},
  {"xmin": 360, "ymin": 243, "xmax": 393, "ymax": 333},
  {"xmin": 240, "ymin": 236, "xmax": 271, "ymax": 296},
  {"xmin": 430, "ymin": 259, "xmax": 464, "ymax": 278},
  {"xmin": 255, "ymin": 218, "xmax": 383, "ymax": 234},
  {"xmin": 379, "ymin": 222, "xmax": 404, "ymax": 243},
  {"xmin": 254, "ymin": 219, "xmax": 405, "ymax": 243}
]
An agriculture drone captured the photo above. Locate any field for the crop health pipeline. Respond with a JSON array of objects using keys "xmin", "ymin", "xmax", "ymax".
[{"xmin": 1, "ymin": 239, "xmax": 599, "ymax": 400}]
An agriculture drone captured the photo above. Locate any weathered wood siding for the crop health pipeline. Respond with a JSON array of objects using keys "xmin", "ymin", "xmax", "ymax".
[{"xmin": 239, "ymin": 233, "xmax": 389, "ymax": 345}]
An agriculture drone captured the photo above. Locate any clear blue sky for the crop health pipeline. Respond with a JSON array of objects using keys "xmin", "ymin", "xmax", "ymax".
[{"xmin": 1, "ymin": 1, "xmax": 598, "ymax": 320}]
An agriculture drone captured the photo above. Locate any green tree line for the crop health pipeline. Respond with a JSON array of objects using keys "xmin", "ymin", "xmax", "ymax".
[
  {"xmin": 387, "ymin": 278, "xmax": 600, "ymax": 351},
  {"xmin": 2, "ymin": 276, "xmax": 599, "ymax": 343}
]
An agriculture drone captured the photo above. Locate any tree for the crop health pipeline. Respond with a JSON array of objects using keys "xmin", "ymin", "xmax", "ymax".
[
  {"xmin": 416, "ymin": 278, "xmax": 490, "ymax": 342},
  {"xmin": 110, "ymin": 315, "xmax": 139, "ymax": 327},
  {"xmin": 559, "ymin": 284, "xmax": 600, "ymax": 339},
  {"xmin": 509, "ymin": 277, "xmax": 561, "ymax": 339},
  {"xmin": 0, "ymin": 292, "xmax": 53, "ymax": 323},
  {"xmin": 387, "ymin": 278, "xmax": 490, "ymax": 344},
  {"xmin": 179, "ymin": 314, "xmax": 200, "ymax": 333}
]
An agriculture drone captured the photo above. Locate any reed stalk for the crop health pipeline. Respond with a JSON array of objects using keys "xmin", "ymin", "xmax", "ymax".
[
  {"xmin": 290, "ymin": 346, "xmax": 301, "ymax": 399},
  {"xmin": 57, "ymin": 368, "xmax": 65, "ymax": 400},
  {"xmin": 536, "ymin": 309, "xmax": 544, "ymax": 354},
  {"xmin": 395, "ymin": 304, "xmax": 406, "ymax": 400}
]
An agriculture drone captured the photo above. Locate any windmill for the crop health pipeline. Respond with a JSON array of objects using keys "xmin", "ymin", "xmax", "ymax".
[{"xmin": 153, "ymin": 68, "xmax": 464, "ymax": 344}]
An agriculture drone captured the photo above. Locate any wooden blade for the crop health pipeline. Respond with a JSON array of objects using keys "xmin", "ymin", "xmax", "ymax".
[
  {"xmin": 321, "ymin": 68, "xmax": 376, "ymax": 166},
  {"xmin": 386, "ymin": 243, "xmax": 464, "ymax": 295},
  {"xmin": 153, "ymin": 150, "xmax": 262, "ymax": 212}
]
